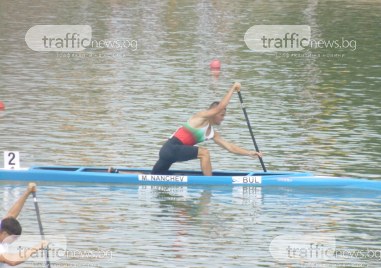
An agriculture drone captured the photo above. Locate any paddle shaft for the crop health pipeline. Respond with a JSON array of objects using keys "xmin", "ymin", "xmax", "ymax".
[
  {"xmin": 32, "ymin": 192, "xmax": 51, "ymax": 268},
  {"xmin": 237, "ymin": 91, "xmax": 267, "ymax": 172}
]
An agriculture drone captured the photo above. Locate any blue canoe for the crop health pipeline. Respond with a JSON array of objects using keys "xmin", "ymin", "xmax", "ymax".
[{"xmin": 0, "ymin": 166, "xmax": 380, "ymax": 191}]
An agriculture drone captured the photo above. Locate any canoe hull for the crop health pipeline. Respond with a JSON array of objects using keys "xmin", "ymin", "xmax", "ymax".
[{"xmin": 0, "ymin": 166, "xmax": 380, "ymax": 191}]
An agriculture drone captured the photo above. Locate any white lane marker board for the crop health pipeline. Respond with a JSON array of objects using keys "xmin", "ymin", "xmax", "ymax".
[{"xmin": 4, "ymin": 151, "xmax": 20, "ymax": 170}]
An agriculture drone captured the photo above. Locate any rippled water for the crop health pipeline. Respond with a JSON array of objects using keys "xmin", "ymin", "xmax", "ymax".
[
  {"xmin": 1, "ymin": 0, "xmax": 381, "ymax": 267},
  {"xmin": 1, "ymin": 0, "xmax": 380, "ymax": 178},
  {"xmin": 2, "ymin": 185, "xmax": 381, "ymax": 267}
]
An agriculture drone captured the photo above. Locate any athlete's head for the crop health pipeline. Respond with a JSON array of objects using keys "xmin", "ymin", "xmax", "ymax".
[
  {"xmin": 1, "ymin": 217, "xmax": 22, "ymax": 236},
  {"xmin": 209, "ymin": 101, "xmax": 226, "ymax": 125},
  {"xmin": 0, "ymin": 217, "xmax": 22, "ymax": 243}
]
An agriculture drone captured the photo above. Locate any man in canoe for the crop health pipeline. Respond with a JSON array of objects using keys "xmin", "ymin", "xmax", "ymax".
[
  {"xmin": 152, "ymin": 82, "xmax": 263, "ymax": 176},
  {"xmin": 0, "ymin": 183, "xmax": 48, "ymax": 266}
]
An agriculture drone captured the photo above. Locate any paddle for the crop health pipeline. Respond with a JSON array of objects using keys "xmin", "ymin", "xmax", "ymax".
[
  {"xmin": 32, "ymin": 191, "xmax": 51, "ymax": 268},
  {"xmin": 237, "ymin": 90, "xmax": 267, "ymax": 172}
]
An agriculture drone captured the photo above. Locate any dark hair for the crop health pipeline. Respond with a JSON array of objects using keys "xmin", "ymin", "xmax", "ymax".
[
  {"xmin": 209, "ymin": 101, "xmax": 220, "ymax": 109},
  {"xmin": 1, "ymin": 217, "xmax": 22, "ymax": 235}
]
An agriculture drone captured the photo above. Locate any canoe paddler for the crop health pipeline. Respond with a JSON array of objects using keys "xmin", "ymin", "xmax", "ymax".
[
  {"xmin": 0, "ymin": 183, "xmax": 48, "ymax": 266},
  {"xmin": 152, "ymin": 82, "xmax": 263, "ymax": 176}
]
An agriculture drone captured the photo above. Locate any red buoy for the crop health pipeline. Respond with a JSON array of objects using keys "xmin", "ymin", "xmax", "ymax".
[
  {"xmin": 0, "ymin": 101, "xmax": 5, "ymax": 110},
  {"xmin": 210, "ymin": 59, "xmax": 221, "ymax": 70}
]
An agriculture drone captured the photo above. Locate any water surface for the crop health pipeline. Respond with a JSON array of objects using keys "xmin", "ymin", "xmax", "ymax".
[{"xmin": 1, "ymin": 0, "xmax": 380, "ymax": 267}]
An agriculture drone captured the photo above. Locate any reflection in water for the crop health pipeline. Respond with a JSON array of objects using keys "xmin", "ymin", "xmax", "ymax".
[
  {"xmin": 2, "ymin": 182, "xmax": 381, "ymax": 267},
  {"xmin": 155, "ymin": 187, "xmax": 212, "ymax": 259}
]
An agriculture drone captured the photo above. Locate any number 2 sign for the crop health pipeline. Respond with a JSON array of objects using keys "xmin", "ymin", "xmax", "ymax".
[{"xmin": 4, "ymin": 151, "xmax": 20, "ymax": 170}]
